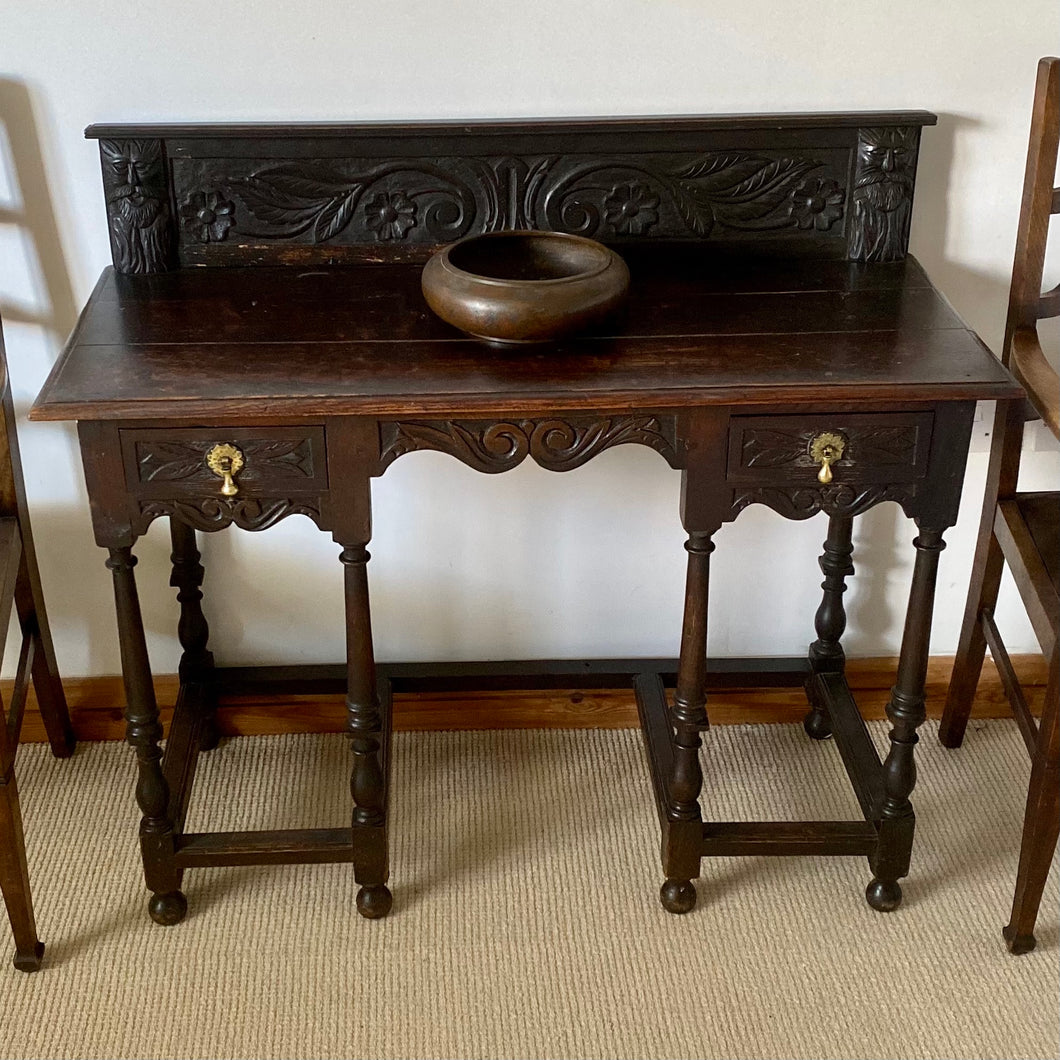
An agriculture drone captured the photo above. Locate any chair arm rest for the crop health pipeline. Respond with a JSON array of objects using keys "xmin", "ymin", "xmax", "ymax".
[{"xmin": 1011, "ymin": 326, "xmax": 1060, "ymax": 440}]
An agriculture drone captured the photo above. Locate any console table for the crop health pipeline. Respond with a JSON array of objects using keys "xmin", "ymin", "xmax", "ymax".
[{"xmin": 32, "ymin": 114, "xmax": 1020, "ymax": 925}]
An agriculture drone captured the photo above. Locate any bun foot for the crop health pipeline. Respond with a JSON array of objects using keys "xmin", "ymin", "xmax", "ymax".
[
  {"xmin": 803, "ymin": 707, "xmax": 833, "ymax": 741},
  {"xmin": 865, "ymin": 877, "xmax": 902, "ymax": 912},
  {"xmin": 660, "ymin": 878, "xmax": 697, "ymax": 914},
  {"xmin": 148, "ymin": 890, "xmax": 188, "ymax": 926},
  {"xmin": 356, "ymin": 884, "xmax": 393, "ymax": 919},
  {"xmin": 12, "ymin": 941, "xmax": 44, "ymax": 972},
  {"xmin": 1002, "ymin": 924, "xmax": 1036, "ymax": 955}
]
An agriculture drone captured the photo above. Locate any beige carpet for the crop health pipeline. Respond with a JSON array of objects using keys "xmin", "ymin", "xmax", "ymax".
[{"xmin": 1, "ymin": 719, "xmax": 1057, "ymax": 1060}]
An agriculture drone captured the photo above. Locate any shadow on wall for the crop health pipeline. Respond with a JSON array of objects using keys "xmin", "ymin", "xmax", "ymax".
[
  {"xmin": 0, "ymin": 78, "xmax": 79, "ymax": 346},
  {"xmin": 6, "ymin": 500, "xmax": 119, "ymax": 674},
  {"xmin": 912, "ymin": 111, "xmax": 1012, "ymax": 351}
]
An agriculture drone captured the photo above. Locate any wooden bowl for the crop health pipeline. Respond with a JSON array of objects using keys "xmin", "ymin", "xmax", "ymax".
[{"xmin": 421, "ymin": 231, "xmax": 629, "ymax": 346}]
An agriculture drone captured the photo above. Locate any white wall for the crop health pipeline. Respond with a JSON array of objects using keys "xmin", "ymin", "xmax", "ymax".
[{"xmin": 1, "ymin": 2, "xmax": 1057, "ymax": 680}]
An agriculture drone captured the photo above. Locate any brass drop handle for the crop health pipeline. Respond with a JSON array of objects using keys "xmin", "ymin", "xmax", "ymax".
[
  {"xmin": 206, "ymin": 443, "xmax": 244, "ymax": 497},
  {"xmin": 809, "ymin": 432, "xmax": 846, "ymax": 485}
]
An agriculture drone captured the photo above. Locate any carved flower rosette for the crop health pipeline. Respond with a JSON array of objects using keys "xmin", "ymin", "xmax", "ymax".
[{"xmin": 170, "ymin": 150, "xmax": 848, "ymax": 251}]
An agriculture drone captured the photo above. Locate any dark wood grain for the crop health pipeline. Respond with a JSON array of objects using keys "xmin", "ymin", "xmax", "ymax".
[
  {"xmin": 174, "ymin": 828, "xmax": 356, "ymax": 867},
  {"xmin": 74, "ymin": 273, "xmax": 963, "ymax": 349},
  {"xmin": 32, "ymin": 325, "xmax": 1016, "ymax": 426},
  {"xmin": 700, "ymin": 821, "xmax": 878, "ymax": 857},
  {"xmin": 86, "ymin": 112, "xmax": 939, "ymax": 141}
]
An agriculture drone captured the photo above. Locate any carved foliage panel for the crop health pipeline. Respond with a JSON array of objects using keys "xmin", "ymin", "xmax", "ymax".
[
  {"xmin": 134, "ymin": 497, "xmax": 325, "ymax": 536},
  {"xmin": 169, "ymin": 148, "xmax": 853, "ymax": 255},
  {"xmin": 725, "ymin": 409, "xmax": 934, "ymax": 522},
  {"xmin": 727, "ymin": 413, "xmax": 933, "ymax": 485},
  {"xmin": 97, "ymin": 124, "xmax": 926, "ymax": 271},
  {"xmin": 378, "ymin": 415, "xmax": 682, "ymax": 474},
  {"xmin": 730, "ymin": 483, "xmax": 920, "ymax": 522},
  {"xmin": 134, "ymin": 437, "xmax": 317, "ymax": 488},
  {"xmin": 120, "ymin": 427, "xmax": 329, "ymax": 535}
]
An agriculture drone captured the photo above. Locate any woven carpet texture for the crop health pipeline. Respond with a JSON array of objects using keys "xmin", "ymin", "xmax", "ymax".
[{"xmin": 1, "ymin": 719, "xmax": 1057, "ymax": 1059}]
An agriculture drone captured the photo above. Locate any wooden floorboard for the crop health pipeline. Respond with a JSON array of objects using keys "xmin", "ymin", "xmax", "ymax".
[{"xmin": 6, "ymin": 654, "xmax": 1047, "ymax": 742}]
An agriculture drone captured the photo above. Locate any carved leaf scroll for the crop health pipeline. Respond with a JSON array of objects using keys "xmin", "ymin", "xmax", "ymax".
[
  {"xmin": 136, "ymin": 438, "xmax": 316, "ymax": 484},
  {"xmin": 227, "ymin": 161, "xmax": 476, "ymax": 244},
  {"xmin": 138, "ymin": 498, "xmax": 323, "ymax": 534},
  {"xmin": 546, "ymin": 153, "xmax": 831, "ymax": 240},
  {"xmin": 235, "ymin": 166, "xmax": 365, "ymax": 242},
  {"xmin": 174, "ymin": 149, "xmax": 846, "ymax": 250},
  {"xmin": 731, "ymin": 484, "xmax": 918, "ymax": 521},
  {"xmin": 379, "ymin": 415, "xmax": 680, "ymax": 474},
  {"xmin": 740, "ymin": 426, "xmax": 920, "ymax": 473},
  {"xmin": 669, "ymin": 155, "xmax": 824, "ymax": 234}
]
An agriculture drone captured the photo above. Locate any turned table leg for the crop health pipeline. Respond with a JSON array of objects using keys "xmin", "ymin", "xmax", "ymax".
[
  {"xmin": 107, "ymin": 547, "xmax": 185, "ymax": 925},
  {"xmin": 341, "ymin": 542, "xmax": 392, "ymax": 919},
  {"xmin": 661, "ymin": 529, "xmax": 714, "ymax": 914},
  {"xmin": 170, "ymin": 519, "xmax": 219, "ymax": 750},
  {"xmin": 867, "ymin": 527, "xmax": 946, "ymax": 912},
  {"xmin": 804, "ymin": 514, "xmax": 855, "ymax": 740}
]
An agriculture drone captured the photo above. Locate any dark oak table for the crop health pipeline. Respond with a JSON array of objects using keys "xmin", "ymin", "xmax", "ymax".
[{"xmin": 32, "ymin": 114, "xmax": 1021, "ymax": 925}]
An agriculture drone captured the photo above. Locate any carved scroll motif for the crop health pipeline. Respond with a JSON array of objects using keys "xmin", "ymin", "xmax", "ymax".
[
  {"xmin": 174, "ymin": 151, "xmax": 848, "ymax": 248},
  {"xmin": 135, "ymin": 438, "xmax": 316, "ymax": 484},
  {"xmin": 378, "ymin": 415, "xmax": 681, "ymax": 474},
  {"xmin": 219, "ymin": 161, "xmax": 479, "ymax": 245},
  {"xmin": 731, "ymin": 483, "xmax": 918, "ymax": 522},
  {"xmin": 137, "ymin": 498, "xmax": 323, "ymax": 535},
  {"xmin": 739, "ymin": 425, "xmax": 920, "ymax": 473},
  {"xmin": 542, "ymin": 155, "xmax": 839, "ymax": 240},
  {"xmin": 100, "ymin": 139, "xmax": 175, "ymax": 274},
  {"xmin": 847, "ymin": 127, "xmax": 920, "ymax": 262}
]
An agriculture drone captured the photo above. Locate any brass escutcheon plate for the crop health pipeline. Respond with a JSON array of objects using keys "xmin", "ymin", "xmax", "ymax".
[
  {"xmin": 809, "ymin": 431, "xmax": 847, "ymax": 484},
  {"xmin": 205, "ymin": 442, "xmax": 244, "ymax": 496}
]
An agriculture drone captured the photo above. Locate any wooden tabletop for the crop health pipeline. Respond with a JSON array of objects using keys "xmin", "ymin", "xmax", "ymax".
[{"xmin": 32, "ymin": 248, "xmax": 1019, "ymax": 421}]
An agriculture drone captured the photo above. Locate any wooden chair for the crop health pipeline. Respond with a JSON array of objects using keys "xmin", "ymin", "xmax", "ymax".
[
  {"xmin": 0, "ymin": 313, "xmax": 76, "ymax": 971},
  {"xmin": 941, "ymin": 56, "xmax": 1060, "ymax": 955}
]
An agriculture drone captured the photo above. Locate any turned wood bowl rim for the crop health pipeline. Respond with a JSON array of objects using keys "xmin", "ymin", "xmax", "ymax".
[{"xmin": 434, "ymin": 230, "xmax": 616, "ymax": 288}]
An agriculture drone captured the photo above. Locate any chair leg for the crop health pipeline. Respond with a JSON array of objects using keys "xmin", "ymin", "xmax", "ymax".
[
  {"xmin": 941, "ymin": 401, "xmax": 1023, "ymax": 749},
  {"xmin": 14, "ymin": 544, "xmax": 75, "ymax": 759},
  {"xmin": 1003, "ymin": 643, "xmax": 1060, "ymax": 954},
  {"xmin": 0, "ymin": 766, "xmax": 43, "ymax": 971},
  {"xmin": 939, "ymin": 531, "xmax": 1004, "ymax": 748}
]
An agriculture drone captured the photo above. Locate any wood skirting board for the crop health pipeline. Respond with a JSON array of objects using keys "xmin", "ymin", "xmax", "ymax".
[{"xmin": 7, "ymin": 654, "xmax": 1046, "ymax": 743}]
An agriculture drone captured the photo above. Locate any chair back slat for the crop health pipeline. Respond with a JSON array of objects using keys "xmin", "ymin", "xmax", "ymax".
[{"xmin": 1005, "ymin": 56, "xmax": 1060, "ymax": 347}]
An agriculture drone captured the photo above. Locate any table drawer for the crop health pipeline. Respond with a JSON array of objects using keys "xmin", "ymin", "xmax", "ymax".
[
  {"xmin": 726, "ymin": 412, "xmax": 934, "ymax": 486},
  {"xmin": 120, "ymin": 426, "xmax": 327, "ymax": 499}
]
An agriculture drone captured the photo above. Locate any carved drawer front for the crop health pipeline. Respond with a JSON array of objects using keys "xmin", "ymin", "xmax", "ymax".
[
  {"xmin": 726, "ymin": 412, "xmax": 934, "ymax": 486},
  {"xmin": 120, "ymin": 426, "xmax": 327, "ymax": 499}
]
